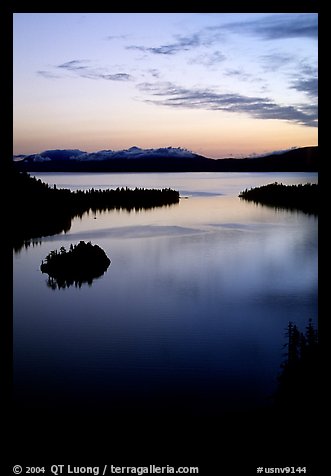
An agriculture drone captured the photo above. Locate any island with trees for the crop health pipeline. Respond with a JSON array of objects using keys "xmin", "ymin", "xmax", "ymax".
[
  {"xmin": 239, "ymin": 182, "xmax": 318, "ymax": 214},
  {"xmin": 40, "ymin": 241, "xmax": 111, "ymax": 289}
]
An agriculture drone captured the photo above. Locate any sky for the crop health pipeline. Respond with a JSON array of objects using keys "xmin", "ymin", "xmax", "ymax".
[{"xmin": 13, "ymin": 13, "xmax": 318, "ymax": 159}]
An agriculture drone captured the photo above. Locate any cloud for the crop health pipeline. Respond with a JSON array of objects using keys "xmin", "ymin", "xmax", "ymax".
[
  {"xmin": 189, "ymin": 51, "xmax": 226, "ymax": 67},
  {"xmin": 98, "ymin": 73, "xmax": 133, "ymax": 81},
  {"xmin": 23, "ymin": 147, "xmax": 197, "ymax": 162},
  {"xmin": 37, "ymin": 70, "xmax": 62, "ymax": 79},
  {"xmin": 224, "ymin": 68, "xmax": 260, "ymax": 83},
  {"xmin": 58, "ymin": 60, "xmax": 90, "ymax": 71},
  {"xmin": 291, "ymin": 77, "xmax": 318, "ymax": 98},
  {"xmin": 124, "ymin": 14, "xmax": 316, "ymax": 64},
  {"xmin": 260, "ymin": 53, "xmax": 294, "ymax": 71},
  {"xmin": 287, "ymin": 62, "xmax": 318, "ymax": 99},
  {"xmin": 148, "ymin": 69, "xmax": 160, "ymax": 78},
  {"xmin": 215, "ymin": 13, "xmax": 318, "ymax": 41},
  {"xmin": 31, "ymin": 154, "xmax": 52, "ymax": 162},
  {"xmin": 105, "ymin": 34, "xmax": 130, "ymax": 41},
  {"xmin": 137, "ymin": 81, "xmax": 318, "ymax": 127},
  {"xmin": 38, "ymin": 59, "xmax": 133, "ymax": 82},
  {"xmin": 126, "ymin": 33, "xmax": 203, "ymax": 55}
]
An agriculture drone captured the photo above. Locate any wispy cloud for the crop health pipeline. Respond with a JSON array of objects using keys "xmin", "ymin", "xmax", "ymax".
[
  {"xmin": 224, "ymin": 68, "xmax": 260, "ymax": 83},
  {"xmin": 98, "ymin": 73, "xmax": 133, "ymax": 81},
  {"xmin": 126, "ymin": 33, "xmax": 204, "ymax": 55},
  {"xmin": 105, "ymin": 34, "xmax": 130, "ymax": 41},
  {"xmin": 58, "ymin": 59, "xmax": 90, "ymax": 71},
  {"xmin": 148, "ymin": 69, "xmax": 160, "ymax": 78},
  {"xmin": 137, "ymin": 81, "xmax": 317, "ymax": 127},
  {"xmin": 214, "ymin": 14, "xmax": 318, "ymax": 40},
  {"xmin": 189, "ymin": 51, "xmax": 226, "ymax": 67},
  {"xmin": 38, "ymin": 59, "xmax": 134, "ymax": 82},
  {"xmin": 37, "ymin": 70, "xmax": 62, "ymax": 79},
  {"xmin": 260, "ymin": 53, "xmax": 294, "ymax": 71},
  {"xmin": 125, "ymin": 14, "xmax": 317, "ymax": 66}
]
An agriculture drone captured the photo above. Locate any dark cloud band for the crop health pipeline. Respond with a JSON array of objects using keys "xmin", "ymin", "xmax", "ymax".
[
  {"xmin": 211, "ymin": 13, "xmax": 318, "ymax": 41},
  {"xmin": 137, "ymin": 81, "xmax": 317, "ymax": 127}
]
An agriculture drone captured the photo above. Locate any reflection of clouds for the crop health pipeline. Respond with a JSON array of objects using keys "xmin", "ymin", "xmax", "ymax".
[
  {"xmin": 14, "ymin": 183, "xmax": 318, "ymax": 415},
  {"xmin": 209, "ymin": 222, "xmax": 272, "ymax": 230},
  {"xmin": 181, "ymin": 191, "xmax": 224, "ymax": 197},
  {"xmin": 41, "ymin": 220, "xmax": 266, "ymax": 243},
  {"xmin": 123, "ymin": 219, "xmax": 318, "ymax": 304},
  {"xmin": 41, "ymin": 225, "xmax": 203, "ymax": 241}
]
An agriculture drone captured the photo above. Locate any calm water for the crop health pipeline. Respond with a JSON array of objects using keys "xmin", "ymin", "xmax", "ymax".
[{"xmin": 13, "ymin": 172, "xmax": 318, "ymax": 418}]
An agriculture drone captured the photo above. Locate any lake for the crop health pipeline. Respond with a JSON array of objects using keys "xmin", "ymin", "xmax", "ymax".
[{"xmin": 13, "ymin": 172, "xmax": 318, "ymax": 419}]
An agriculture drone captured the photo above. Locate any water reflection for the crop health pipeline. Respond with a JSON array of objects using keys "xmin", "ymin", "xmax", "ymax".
[
  {"xmin": 45, "ymin": 273, "xmax": 106, "ymax": 289},
  {"xmin": 13, "ymin": 172, "xmax": 318, "ymax": 419}
]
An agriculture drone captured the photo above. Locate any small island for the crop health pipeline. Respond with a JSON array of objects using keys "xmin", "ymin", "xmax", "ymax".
[
  {"xmin": 40, "ymin": 241, "xmax": 111, "ymax": 289},
  {"xmin": 239, "ymin": 182, "xmax": 318, "ymax": 215}
]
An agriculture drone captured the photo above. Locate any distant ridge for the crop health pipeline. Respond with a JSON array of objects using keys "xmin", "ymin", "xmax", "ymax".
[{"xmin": 13, "ymin": 146, "xmax": 318, "ymax": 172}]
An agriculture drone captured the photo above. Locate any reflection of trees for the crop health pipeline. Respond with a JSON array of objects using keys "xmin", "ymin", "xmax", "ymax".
[
  {"xmin": 13, "ymin": 211, "xmax": 73, "ymax": 252},
  {"xmin": 46, "ymin": 275, "xmax": 94, "ymax": 289},
  {"xmin": 12, "ymin": 170, "xmax": 180, "ymax": 251},
  {"xmin": 46, "ymin": 273, "xmax": 97, "ymax": 290}
]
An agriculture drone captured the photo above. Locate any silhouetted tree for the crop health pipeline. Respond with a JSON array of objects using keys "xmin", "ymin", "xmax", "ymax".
[
  {"xmin": 285, "ymin": 322, "xmax": 303, "ymax": 366},
  {"xmin": 275, "ymin": 319, "xmax": 319, "ymax": 411}
]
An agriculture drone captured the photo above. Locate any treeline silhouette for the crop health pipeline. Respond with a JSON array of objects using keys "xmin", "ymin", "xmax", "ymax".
[
  {"xmin": 41, "ymin": 241, "xmax": 111, "ymax": 289},
  {"xmin": 274, "ymin": 319, "xmax": 319, "ymax": 411},
  {"xmin": 239, "ymin": 182, "xmax": 318, "ymax": 214},
  {"xmin": 12, "ymin": 169, "xmax": 180, "ymax": 251}
]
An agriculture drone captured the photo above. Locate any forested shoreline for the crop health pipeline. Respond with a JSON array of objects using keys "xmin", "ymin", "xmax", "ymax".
[
  {"xmin": 12, "ymin": 170, "xmax": 180, "ymax": 250},
  {"xmin": 239, "ymin": 182, "xmax": 318, "ymax": 214}
]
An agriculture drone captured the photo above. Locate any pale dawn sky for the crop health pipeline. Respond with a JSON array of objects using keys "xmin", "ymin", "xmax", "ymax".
[{"xmin": 13, "ymin": 12, "xmax": 318, "ymax": 158}]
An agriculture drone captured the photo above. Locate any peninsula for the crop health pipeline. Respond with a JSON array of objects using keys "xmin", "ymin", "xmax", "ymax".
[
  {"xmin": 239, "ymin": 182, "xmax": 318, "ymax": 215},
  {"xmin": 12, "ymin": 169, "xmax": 180, "ymax": 250}
]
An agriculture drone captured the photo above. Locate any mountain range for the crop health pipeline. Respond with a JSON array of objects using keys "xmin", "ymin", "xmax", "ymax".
[{"xmin": 13, "ymin": 146, "xmax": 318, "ymax": 172}]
